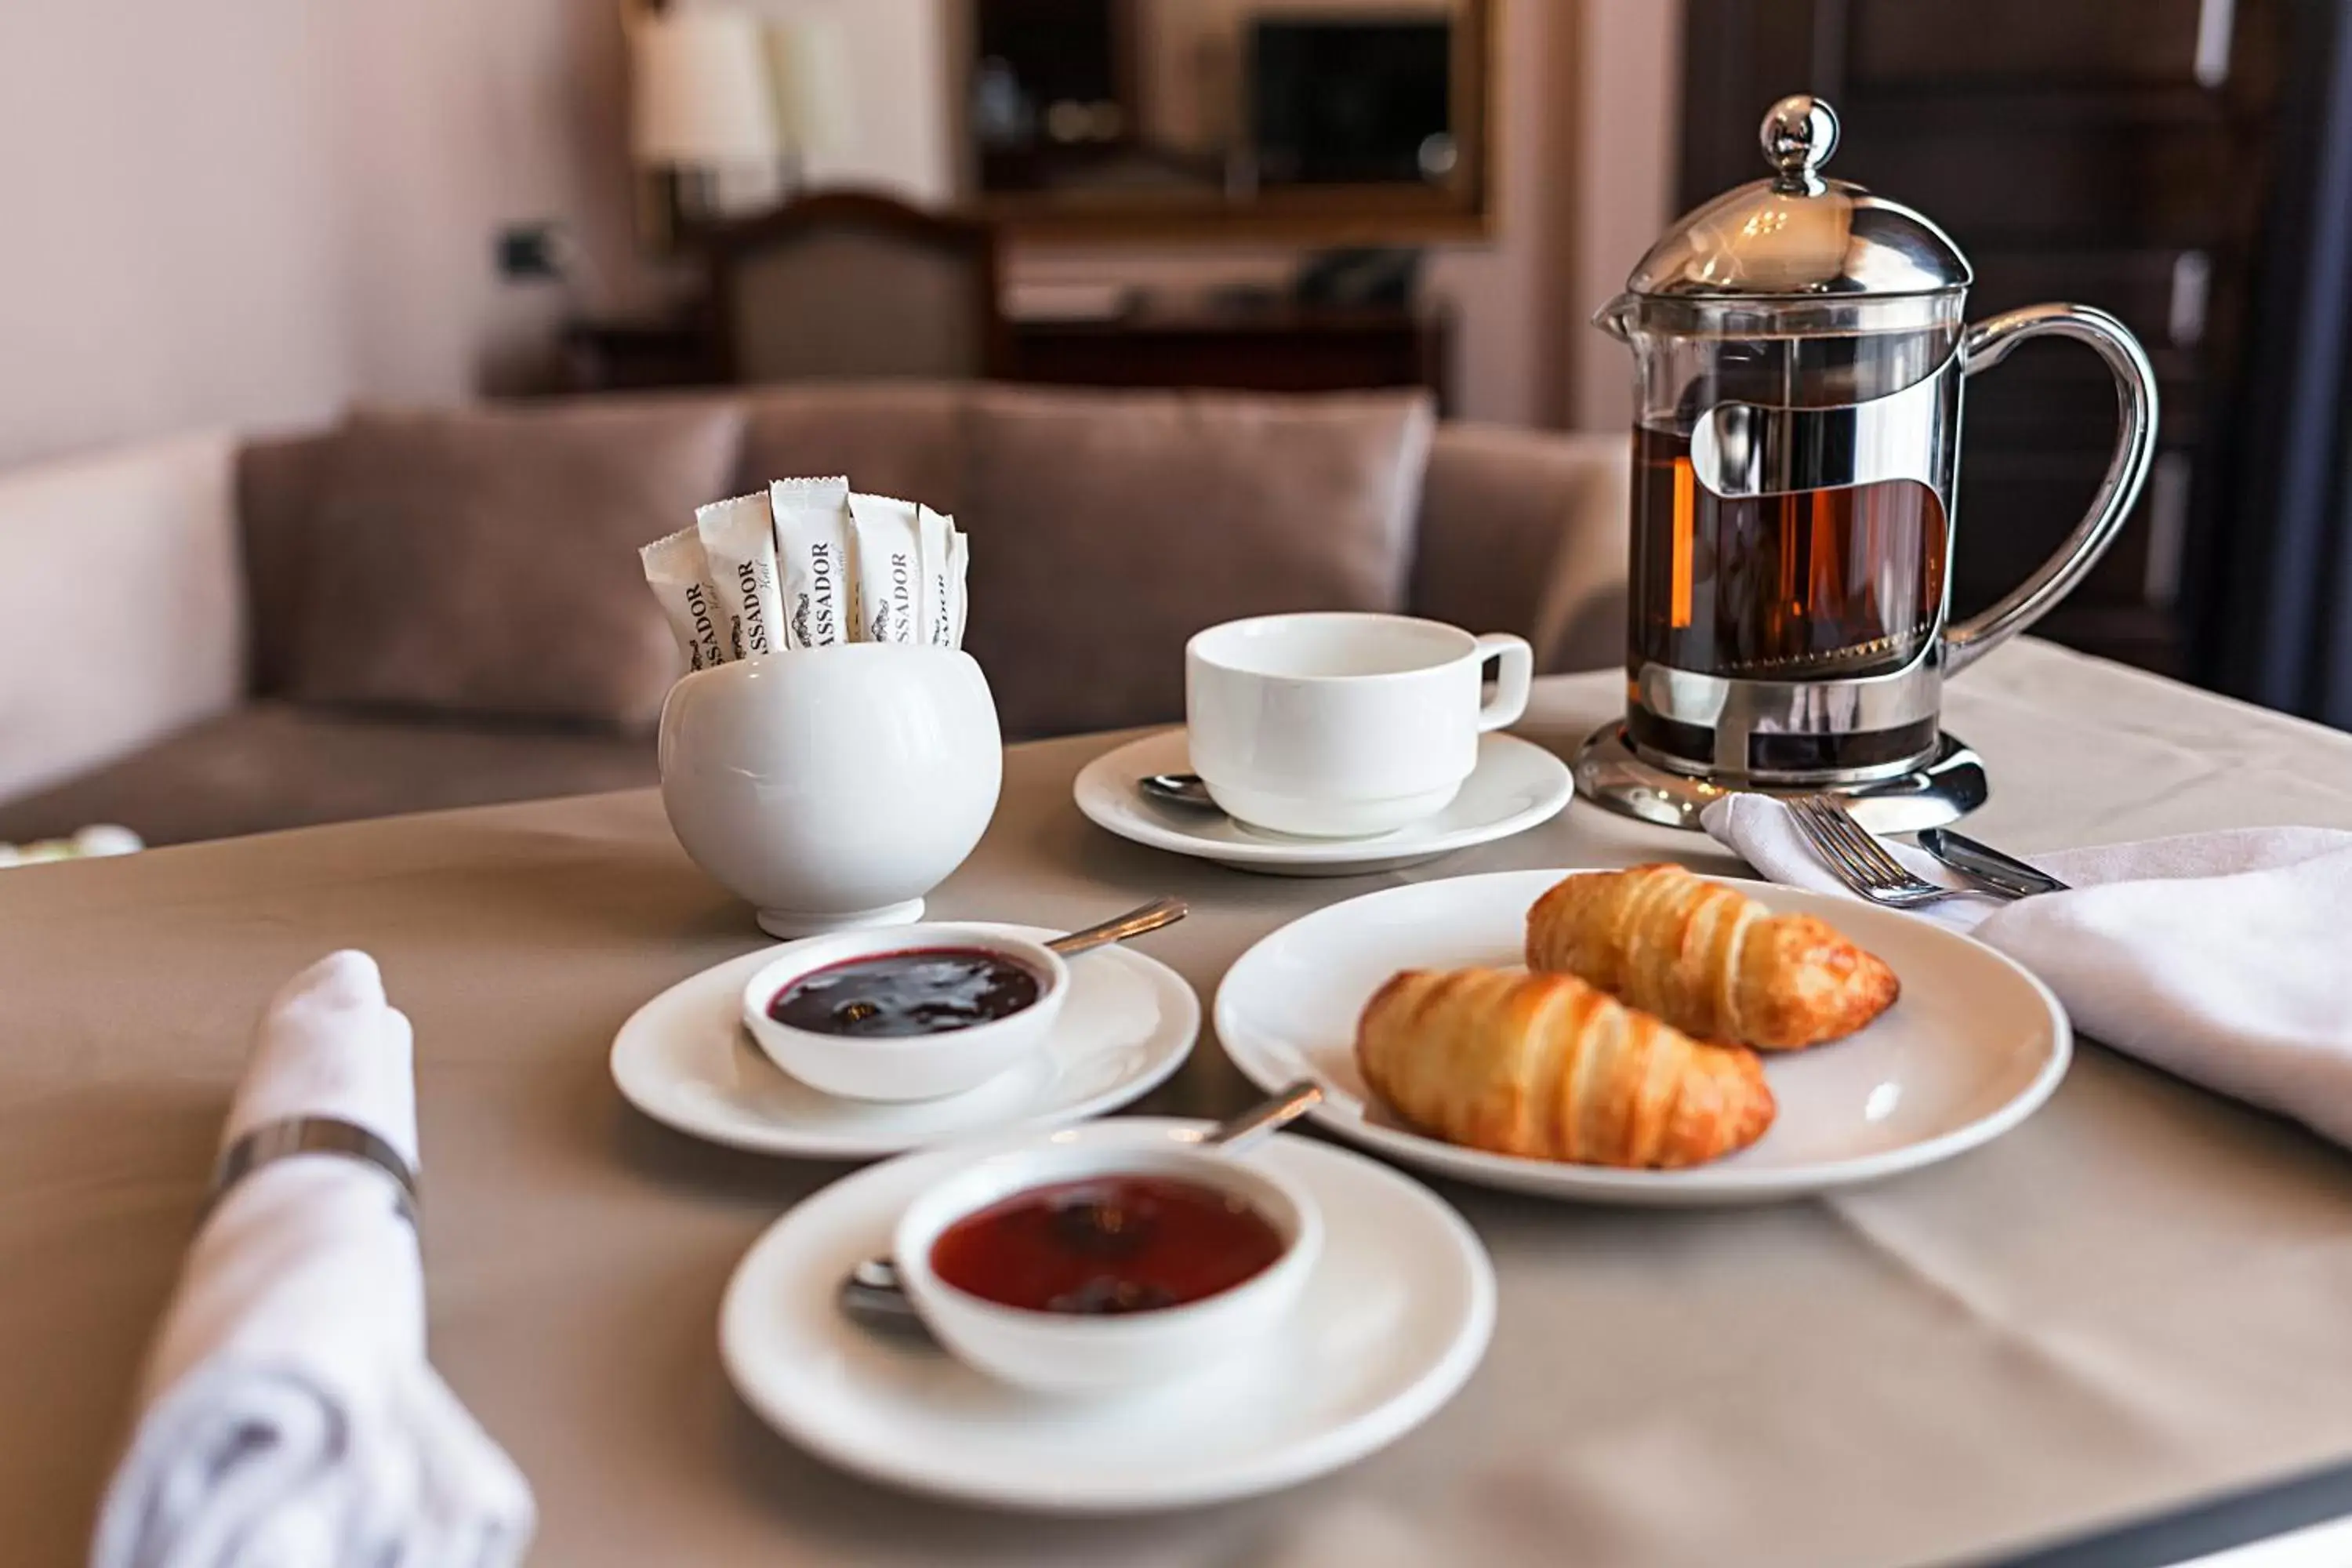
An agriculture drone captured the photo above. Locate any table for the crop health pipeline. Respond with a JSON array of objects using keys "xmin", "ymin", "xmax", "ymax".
[{"xmin": 9, "ymin": 640, "xmax": 2352, "ymax": 1568}]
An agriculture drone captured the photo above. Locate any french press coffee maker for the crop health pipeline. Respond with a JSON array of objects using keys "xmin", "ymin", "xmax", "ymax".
[{"xmin": 1573, "ymin": 95, "xmax": 2158, "ymax": 831}]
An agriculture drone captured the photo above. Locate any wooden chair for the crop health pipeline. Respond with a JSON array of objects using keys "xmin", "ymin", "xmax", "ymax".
[{"xmin": 702, "ymin": 190, "xmax": 1010, "ymax": 383}]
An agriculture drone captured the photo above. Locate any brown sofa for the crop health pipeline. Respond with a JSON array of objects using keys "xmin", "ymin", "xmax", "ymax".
[{"xmin": 0, "ymin": 383, "xmax": 1628, "ymax": 848}]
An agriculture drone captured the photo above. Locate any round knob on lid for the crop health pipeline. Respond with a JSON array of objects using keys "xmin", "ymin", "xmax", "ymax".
[{"xmin": 1761, "ymin": 94, "xmax": 1839, "ymax": 194}]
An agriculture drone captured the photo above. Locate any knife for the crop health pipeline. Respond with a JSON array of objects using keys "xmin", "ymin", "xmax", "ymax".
[{"xmin": 1915, "ymin": 828, "xmax": 2071, "ymax": 899}]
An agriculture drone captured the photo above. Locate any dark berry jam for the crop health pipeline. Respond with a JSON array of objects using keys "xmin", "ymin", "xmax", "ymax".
[
  {"xmin": 929, "ymin": 1175, "xmax": 1287, "ymax": 1316},
  {"xmin": 768, "ymin": 948, "xmax": 1042, "ymax": 1038}
]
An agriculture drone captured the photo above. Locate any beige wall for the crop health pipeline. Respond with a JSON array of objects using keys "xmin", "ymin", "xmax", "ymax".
[
  {"xmin": 0, "ymin": 0, "xmax": 659, "ymax": 468},
  {"xmin": 0, "ymin": 0, "xmax": 973, "ymax": 470},
  {"xmin": 0, "ymin": 0, "xmax": 350, "ymax": 466},
  {"xmin": 1569, "ymin": 0, "xmax": 1684, "ymax": 433}
]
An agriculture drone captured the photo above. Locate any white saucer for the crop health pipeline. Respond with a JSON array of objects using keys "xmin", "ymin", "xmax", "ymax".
[
  {"xmin": 611, "ymin": 924, "xmax": 1197, "ymax": 1158},
  {"xmin": 1073, "ymin": 728, "xmax": 1573, "ymax": 877},
  {"xmin": 720, "ymin": 1118, "xmax": 1494, "ymax": 1512},
  {"xmin": 1216, "ymin": 869, "xmax": 2070, "ymax": 1207}
]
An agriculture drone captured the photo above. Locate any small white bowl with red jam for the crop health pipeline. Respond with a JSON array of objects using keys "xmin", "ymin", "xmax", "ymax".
[
  {"xmin": 891, "ymin": 1135, "xmax": 1323, "ymax": 1396},
  {"xmin": 740, "ymin": 926, "xmax": 1069, "ymax": 1102}
]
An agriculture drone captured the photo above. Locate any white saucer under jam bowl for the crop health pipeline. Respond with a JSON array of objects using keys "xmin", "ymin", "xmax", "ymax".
[
  {"xmin": 740, "ymin": 924, "xmax": 1069, "ymax": 1103},
  {"xmin": 720, "ymin": 1117, "xmax": 1493, "ymax": 1511},
  {"xmin": 892, "ymin": 1134, "xmax": 1323, "ymax": 1397}
]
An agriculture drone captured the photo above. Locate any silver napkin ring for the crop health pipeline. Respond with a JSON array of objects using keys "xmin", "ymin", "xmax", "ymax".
[{"xmin": 211, "ymin": 1116, "xmax": 419, "ymax": 1226}]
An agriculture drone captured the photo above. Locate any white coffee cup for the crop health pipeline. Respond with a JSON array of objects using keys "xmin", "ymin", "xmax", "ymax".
[{"xmin": 1185, "ymin": 612, "xmax": 1534, "ymax": 837}]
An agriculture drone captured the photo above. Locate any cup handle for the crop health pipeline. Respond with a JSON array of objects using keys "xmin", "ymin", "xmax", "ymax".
[{"xmin": 1473, "ymin": 633, "xmax": 1534, "ymax": 731}]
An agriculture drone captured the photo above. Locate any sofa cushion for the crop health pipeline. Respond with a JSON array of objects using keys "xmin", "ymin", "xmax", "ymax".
[
  {"xmin": 0, "ymin": 702, "xmax": 657, "ymax": 848},
  {"xmin": 289, "ymin": 398, "xmax": 744, "ymax": 731},
  {"xmin": 236, "ymin": 429, "xmax": 340, "ymax": 696},
  {"xmin": 0, "ymin": 432, "xmax": 245, "ymax": 802},
  {"xmin": 734, "ymin": 381, "xmax": 967, "ymax": 514},
  {"xmin": 959, "ymin": 386, "xmax": 1435, "ymax": 737}
]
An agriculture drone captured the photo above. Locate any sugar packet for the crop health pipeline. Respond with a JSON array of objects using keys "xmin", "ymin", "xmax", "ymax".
[
  {"xmin": 771, "ymin": 476, "xmax": 854, "ymax": 648},
  {"xmin": 639, "ymin": 524, "xmax": 729, "ymax": 671},
  {"xmin": 947, "ymin": 526, "xmax": 970, "ymax": 649},
  {"xmin": 695, "ymin": 491, "xmax": 784, "ymax": 661},
  {"xmin": 916, "ymin": 504, "xmax": 957, "ymax": 648},
  {"xmin": 848, "ymin": 492, "xmax": 922, "ymax": 644}
]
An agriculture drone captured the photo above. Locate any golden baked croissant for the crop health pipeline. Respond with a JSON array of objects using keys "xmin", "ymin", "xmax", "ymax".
[
  {"xmin": 1356, "ymin": 967, "xmax": 1774, "ymax": 1168},
  {"xmin": 1526, "ymin": 863, "xmax": 1897, "ymax": 1051}
]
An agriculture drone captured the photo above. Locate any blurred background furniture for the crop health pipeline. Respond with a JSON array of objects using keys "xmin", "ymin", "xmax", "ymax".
[
  {"xmin": 960, "ymin": 0, "xmax": 1494, "ymax": 242},
  {"xmin": 705, "ymin": 191, "xmax": 1011, "ymax": 383},
  {"xmin": 1682, "ymin": 0, "xmax": 2285, "ymax": 678},
  {"xmin": 0, "ymin": 386, "xmax": 1628, "ymax": 848},
  {"xmin": 627, "ymin": 5, "xmax": 855, "ymax": 238},
  {"xmin": 1007, "ymin": 299, "xmax": 1453, "ymax": 411}
]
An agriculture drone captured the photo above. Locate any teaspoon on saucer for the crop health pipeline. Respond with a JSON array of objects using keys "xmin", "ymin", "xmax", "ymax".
[
  {"xmin": 836, "ymin": 1078, "xmax": 1327, "ymax": 1340},
  {"xmin": 1138, "ymin": 772, "xmax": 1219, "ymax": 811}
]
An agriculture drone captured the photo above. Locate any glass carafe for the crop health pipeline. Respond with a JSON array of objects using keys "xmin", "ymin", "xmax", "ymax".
[{"xmin": 1592, "ymin": 95, "xmax": 2156, "ymax": 786}]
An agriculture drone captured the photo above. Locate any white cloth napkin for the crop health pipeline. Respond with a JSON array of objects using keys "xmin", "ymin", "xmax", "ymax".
[
  {"xmin": 93, "ymin": 952, "xmax": 534, "ymax": 1568},
  {"xmin": 1703, "ymin": 796, "xmax": 2352, "ymax": 1149}
]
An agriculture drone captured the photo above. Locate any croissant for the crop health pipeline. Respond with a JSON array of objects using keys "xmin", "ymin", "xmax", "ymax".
[
  {"xmin": 1526, "ymin": 864, "xmax": 1897, "ymax": 1051},
  {"xmin": 1356, "ymin": 967, "xmax": 1774, "ymax": 1168}
]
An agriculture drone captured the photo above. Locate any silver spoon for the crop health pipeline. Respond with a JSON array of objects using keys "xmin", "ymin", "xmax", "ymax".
[
  {"xmin": 1046, "ymin": 895, "xmax": 1187, "ymax": 956},
  {"xmin": 1915, "ymin": 828, "xmax": 2070, "ymax": 900},
  {"xmin": 836, "ymin": 1079, "xmax": 1327, "ymax": 1340},
  {"xmin": 1138, "ymin": 772, "xmax": 1218, "ymax": 811}
]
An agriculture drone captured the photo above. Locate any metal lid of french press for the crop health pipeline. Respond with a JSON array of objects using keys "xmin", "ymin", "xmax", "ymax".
[{"xmin": 1624, "ymin": 96, "xmax": 1971, "ymax": 299}]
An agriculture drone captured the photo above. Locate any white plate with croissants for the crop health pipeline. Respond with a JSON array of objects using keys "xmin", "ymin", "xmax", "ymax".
[{"xmin": 1215, "ymin": 864, "xmax": 2070, "ymax": 1205}]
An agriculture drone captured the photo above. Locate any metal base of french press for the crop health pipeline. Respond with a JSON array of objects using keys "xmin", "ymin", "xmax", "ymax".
[{"xmin": 1571, "ymin": 722, "xmax": 1987, "ymax": 835}]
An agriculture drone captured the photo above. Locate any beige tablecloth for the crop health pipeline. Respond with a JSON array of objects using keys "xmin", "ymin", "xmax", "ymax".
[{"xmin": 9, "ymin": 640, "xmax": 2352, "ymax": 1568}]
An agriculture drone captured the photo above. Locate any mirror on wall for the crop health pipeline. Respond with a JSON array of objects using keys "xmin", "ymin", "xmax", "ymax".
[{"xmin": 958, "ymin": 0, "xmax": 1493, "ymax": 240}]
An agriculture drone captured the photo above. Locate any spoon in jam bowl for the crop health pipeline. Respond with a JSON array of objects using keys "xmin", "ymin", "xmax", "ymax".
[
  {"xmin": 1043, "ymin": 895, "xmax": 1188, "ymax": 956},
  {"xmin": 838, "ymin": 1079, "xmax": 1325, "ymax": 1346}
]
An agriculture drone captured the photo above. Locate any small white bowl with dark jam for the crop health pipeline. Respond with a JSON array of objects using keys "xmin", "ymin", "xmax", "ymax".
[
  {"xmin": 891, "ymin": 1135, "xmax": 1323, "ymax": 1396},
  {"xmin": 740, "ymin": 926, "xmax": 1069, "ymax": 1102}
]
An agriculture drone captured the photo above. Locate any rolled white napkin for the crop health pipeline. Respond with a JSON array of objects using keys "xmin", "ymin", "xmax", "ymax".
[
  {"xmin": 1703, "ymin": 795, "xmax": 2352, "ymax": 1147},
  {"xmin": 93, "ymin": 951, "xmax": 533, "ymax": 1568}
]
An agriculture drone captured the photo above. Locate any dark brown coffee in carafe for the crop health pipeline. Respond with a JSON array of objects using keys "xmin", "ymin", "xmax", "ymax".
[{"xmin": 1629, "ymin": 421, "xmax": 1947, "ymax": 681}]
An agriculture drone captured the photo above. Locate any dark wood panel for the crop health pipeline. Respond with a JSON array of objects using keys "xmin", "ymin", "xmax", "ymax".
[
  {"xmin": 1676, "ymin": 0, "xmax": 2282, "ymax": 677},
  {"xmin": 1951, "ymin": 447, "xmax": 2183, "ymax": 613},
  {"xmin": 1850, "ymin": 0, "xmax": 2209, "ymax": 86},
  {"xmin": 1965, "ymin": 249, "xmax": 2204, "ymax": 349},
  {"xmin": 1963, "ymin": 340, "xmax": 2202, "ymax": 452},
  {"xmin": 1831, "ymin": 117, "xmax": 2239, "ymax": 246}
]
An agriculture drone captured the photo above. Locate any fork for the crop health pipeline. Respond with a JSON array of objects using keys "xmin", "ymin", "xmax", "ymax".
[{"xmin": 1786, "ymin": 794, "xmax": 1963, "ymax": 909}]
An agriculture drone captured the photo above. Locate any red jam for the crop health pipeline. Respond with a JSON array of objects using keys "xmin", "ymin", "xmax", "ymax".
[
  {"xmin": 930, "ymin": 1175, "xmax": 1287, "ymax": 1316},
  {"xmin": 768, "ymin": 948, "xmax": 1041, "ymax": 1037}
]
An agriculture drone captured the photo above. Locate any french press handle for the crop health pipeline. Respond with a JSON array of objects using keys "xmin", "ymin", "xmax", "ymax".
[{"xmin": 1941, "ymin": 303, "xmax": 2158, "ymax": 675}]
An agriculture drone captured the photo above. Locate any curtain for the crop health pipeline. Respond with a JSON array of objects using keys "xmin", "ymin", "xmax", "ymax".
[{"xmin": 2197, "ymin": 0, "xmax": 2352, "ymax": 724}]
